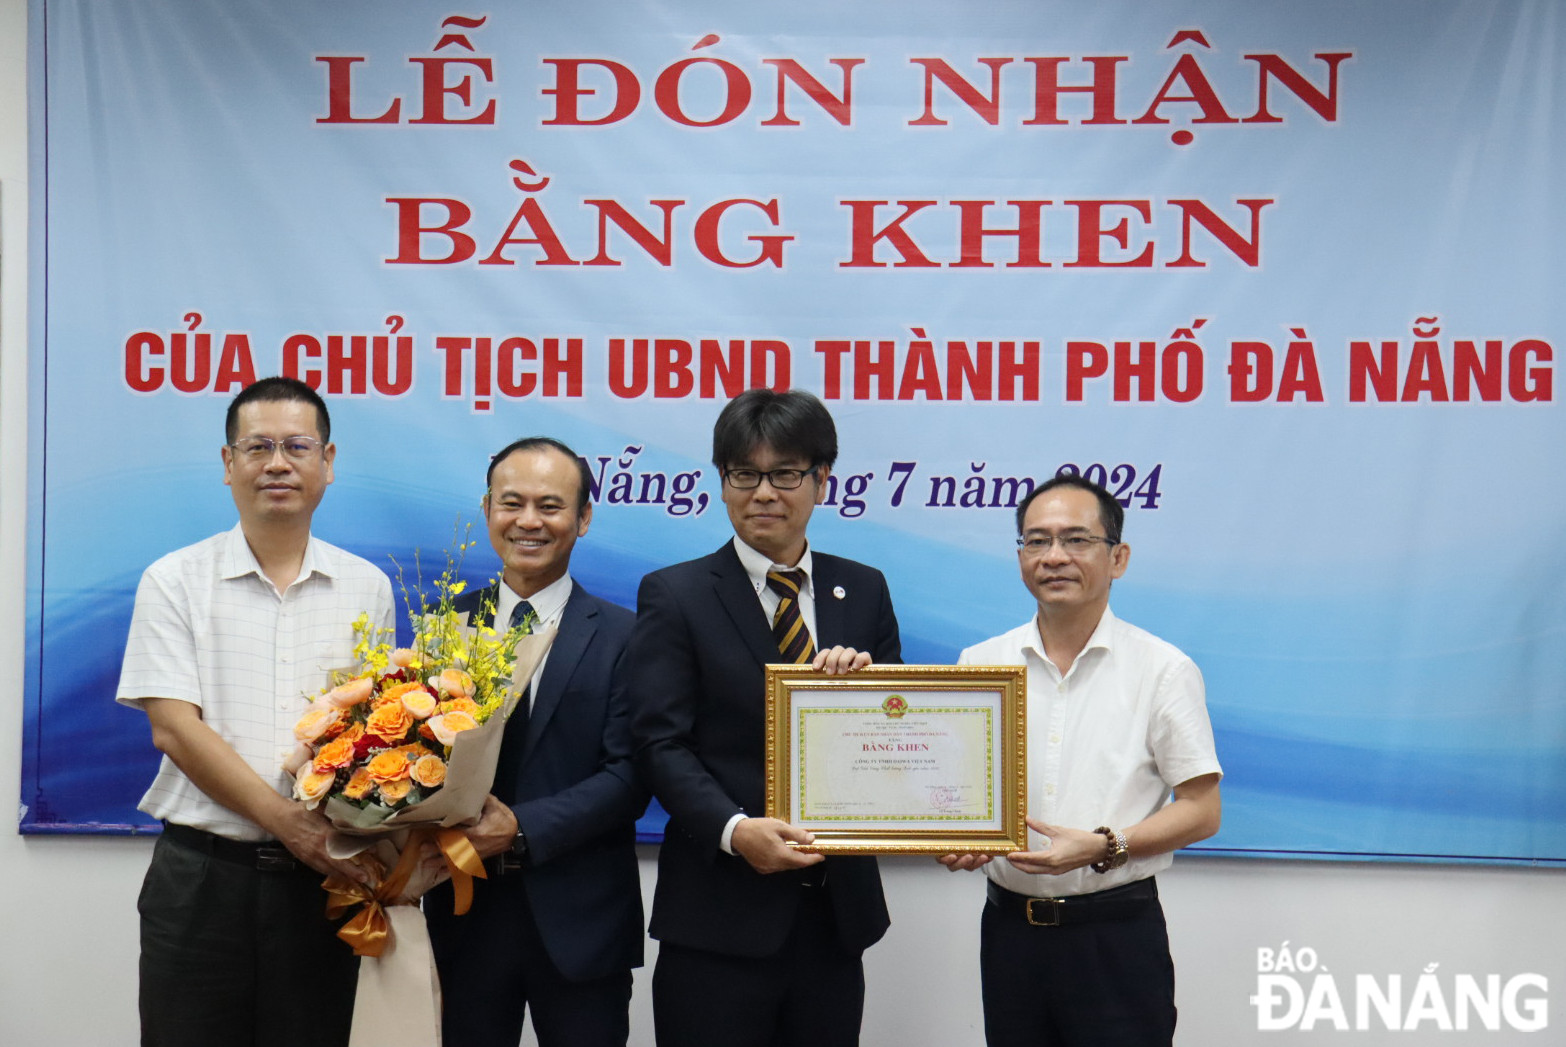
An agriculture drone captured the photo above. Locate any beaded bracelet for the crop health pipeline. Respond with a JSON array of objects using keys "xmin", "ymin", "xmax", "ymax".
[{"xmin": 1090, "ymin": 826, "xmax": 1129, "ymax": 873}]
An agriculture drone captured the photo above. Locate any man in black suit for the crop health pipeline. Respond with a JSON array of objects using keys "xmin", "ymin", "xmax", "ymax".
[
  {"xmin": 627, "ymin": 389, "xmax": 902, "ymax": 1047},
  {"xmin": 424, "ymin": 436, "xmax": 645, "ymax": 1047}
]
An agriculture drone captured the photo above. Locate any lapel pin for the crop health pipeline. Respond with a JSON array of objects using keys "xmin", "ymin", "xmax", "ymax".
[{"xmin": 833, "ymin": 586, "xmax": 846, "ymax": 600}]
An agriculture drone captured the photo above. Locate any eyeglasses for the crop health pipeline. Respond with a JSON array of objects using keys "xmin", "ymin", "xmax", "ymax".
[
  {"xmin": 229, "ymin": 436, "xmax": 325, "ymax": 462},
  {"xmin": 724, "ymin": 466, "xmax": 818, "ymax": 490},
  {"xmin": 1016, "ymin": 534, "xmax": 1117, "ymax": 557}
]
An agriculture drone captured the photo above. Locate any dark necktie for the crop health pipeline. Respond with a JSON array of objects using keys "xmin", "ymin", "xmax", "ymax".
[
  {"xmin": 766, "ymin": 570, "xmax": 815, "ymax": 664},
  {"xmin": 493, "ymin": 599, "xmax": 536, "ymax": 804},
  {"xmin": 508, "ymin": 599, "xmax": 536, "ymax": 635}
]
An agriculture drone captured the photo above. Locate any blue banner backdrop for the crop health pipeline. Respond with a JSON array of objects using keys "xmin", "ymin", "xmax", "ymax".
[{"xmin": 23, "ymin": 0, "xmax": 1566, "ymax": 862}]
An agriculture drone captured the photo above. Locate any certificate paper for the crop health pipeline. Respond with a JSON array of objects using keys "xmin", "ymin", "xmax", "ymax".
[{"xmin": 765, "ymin": 665, "xmax": 1026, "ymax": 854}]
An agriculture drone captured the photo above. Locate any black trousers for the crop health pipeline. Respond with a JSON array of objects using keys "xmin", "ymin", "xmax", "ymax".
[
  {"xmin": 138, "ymin": 828, "xmax": 358, "ymax": 1047},
  {"xmin": 426, "ymin": 875, "xmax": 633, "ymax": 1047},
  {"xmin": 652, "ymin": 886, "xmax": 866, "ymax": 1047},
  {"xmin": 980, "ymin": 879, "xmax": 1177, "ymax": 1047}
]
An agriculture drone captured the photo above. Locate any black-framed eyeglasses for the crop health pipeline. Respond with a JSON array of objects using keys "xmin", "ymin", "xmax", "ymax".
[
  {"xmin": 1016, "ymin": 534, "xmax": 1117, "ymax": 557},
  {"xmin": 229, "ymin": 436, "xmax": 325, "ymax": 462},
  {"xmin": 723, "ymin": 466, "xmax": 818, "ymax": 490}
]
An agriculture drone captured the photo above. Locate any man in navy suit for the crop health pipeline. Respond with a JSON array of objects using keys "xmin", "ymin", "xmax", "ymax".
[
  {"xmin": 627, "ymin": 389, "xmax": 902, "ymax": 1047},
  {"xmin": 424, "ymin": 436, "xmax": 645, "ymax": 1047}
]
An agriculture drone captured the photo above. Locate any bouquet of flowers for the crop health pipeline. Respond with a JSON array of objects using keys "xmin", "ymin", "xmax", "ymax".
[
  {"xmin": 291, "ymin": 621, "xmax": 514, "ymax": 820},
  {"xmin": 287, "ymin": 557, "xmax": 545, "ymax": 834},
  {"xmin": 281, "ymin": 542, "xmax": 554, "ymax": 1047}
]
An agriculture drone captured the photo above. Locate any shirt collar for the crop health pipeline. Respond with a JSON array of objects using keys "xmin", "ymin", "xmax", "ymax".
[
  {"xmin": 1024, "ymin": 606, "xmax": 1118, "ymax": 664},
  {"xmin": 498, "ymin": 571, "xmax": 572, "ymax": 628},
  {"xmin": 732, "ymin": 535, "xmax": 815, "ymax": 598},
  {"xmin": 219, "ymin": 523, "xmax": 328, "ymax": 584}
]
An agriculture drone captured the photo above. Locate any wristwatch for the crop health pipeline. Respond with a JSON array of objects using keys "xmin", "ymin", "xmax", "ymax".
[
  {"xmin": 511, "ymin": 829, "xmax": 529, "ymax": 858},
  {"xmin": 1090, "ymin": 826, "xmax": 1129, "ymax": 873}
]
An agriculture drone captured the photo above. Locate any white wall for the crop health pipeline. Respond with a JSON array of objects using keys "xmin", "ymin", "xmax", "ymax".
[{"xmin": 2, "ymin": 3, "xmax": 1562, "ymax": 1044}]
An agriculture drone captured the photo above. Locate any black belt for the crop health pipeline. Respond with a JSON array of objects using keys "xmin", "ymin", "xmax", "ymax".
[
  {"xmin": 161, "ymin": 821, "xmax": 304, "ymax": 873},
  {"xmin": 985, "ymin": 876, "xmax": 1156, "ymax": 927}
]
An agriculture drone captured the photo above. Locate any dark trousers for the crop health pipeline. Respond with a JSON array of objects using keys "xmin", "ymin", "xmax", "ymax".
[
  {"xmin": 138, "ymin": 827, "xmax": 358, "ymax": 1047},
  {"xmin": 652, "ymin": 887, "xmax": 866, "ymax": 1047},
  {"xmin": 980, "ymin": 879, "xmax": 1177, "ymax": 1047},
  {"xmin": 426, "ymin": 876, "xmax": 633, "ymax": 1047}
]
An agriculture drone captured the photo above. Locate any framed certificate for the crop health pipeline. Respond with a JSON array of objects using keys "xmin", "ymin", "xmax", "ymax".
[{"xmin": 764, "ymin": 664, "xmax": 1027, "ymax": 855}]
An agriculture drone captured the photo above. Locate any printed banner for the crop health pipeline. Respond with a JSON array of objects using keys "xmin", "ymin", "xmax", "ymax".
[{"xmin": 23, "ymin": 0, "xmax": 1566, "ymax": 863}]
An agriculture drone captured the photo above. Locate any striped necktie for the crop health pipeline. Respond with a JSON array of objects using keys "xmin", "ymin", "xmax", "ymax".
[{"xmin": 766, "ymin": 569, "xmax": 815, "ymax": 664}]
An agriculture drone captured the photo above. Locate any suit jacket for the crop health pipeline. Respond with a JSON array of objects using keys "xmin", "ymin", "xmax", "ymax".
[
  {"xmin": 627, "ymin": 542, "xmax": 901, "ymax": 959},
  {"xmin": 426, "ymin": 580, "xmax": 645, "ymax": 982}
]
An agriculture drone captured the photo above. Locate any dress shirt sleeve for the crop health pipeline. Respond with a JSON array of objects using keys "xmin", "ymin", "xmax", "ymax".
[
  {"xmin": 117, "ymin": 564, "xmax": 202, "ymax": 708},
  {"xmin": 1148, "ymin": 656, "xmax": 1223, "ymax": 787}
]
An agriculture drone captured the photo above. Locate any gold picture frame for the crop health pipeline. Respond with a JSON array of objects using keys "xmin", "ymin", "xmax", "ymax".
[{"xmin": 764, "ymin": 664, "xmax": 1027, "ymax": 855}]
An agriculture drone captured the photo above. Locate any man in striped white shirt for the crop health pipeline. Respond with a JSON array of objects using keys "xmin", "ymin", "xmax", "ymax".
[{"xmin": 117, "ymin": 377, "xmax": 393, "ymax": 1047}]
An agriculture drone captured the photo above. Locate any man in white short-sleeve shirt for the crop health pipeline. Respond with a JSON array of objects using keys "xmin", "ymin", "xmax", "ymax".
[
  {"xmin": 941, "ymin": 474, "xmax": 1222, "ymax": 1047},
  {"xmin": 116, "ymin": 377, "xmax": 393, "ymax": 1047}
]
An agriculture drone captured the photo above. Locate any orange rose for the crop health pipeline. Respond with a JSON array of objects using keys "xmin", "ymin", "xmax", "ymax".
[
  {"xmin": 430, "ymin": 668, "xmax": 475, "ymax": 700},
  {"xmin": 342, "ymin": 767, "xmax": 375, "ymax": 800},
  {"xmin": 366, "ymin": 750, "xmax": 412, "ymax": 784},
  {"xmin": 294, "ymin": 766, "xmax": 336, "ymax": 808},
  {"xmin": 390, "ymin": 647, "xmax": 417, "ymax": 669},
  {"xmin": 410, "ymin": 754, "xmax": 447, "ymax": 788},
  {"xmin": 400, "ymin": 687, "xmax": 438, "ymax": 720},
  {"xmin": 293, "ymin": 704, "xmax": 342, "ymax": 744},
  {"xmin": 427, "ymin": 711, "xmax": 479, "ymax": 747},
  {"xmin": 379, "ymin": 680, "xmax": 424, "ymax": 705},
  {"xmin": 312, "ymin": 735, "xmax": 355, "ymax": 772},
  {"xmin": 324, "ymin": 676, "xmax": 375, "ymax": 709},
  {"xmin": 437, "ymin": 696, "xmax": 480, "ymax": 718},
  {"xmin": 379, "ymin": 777, "xmax": 414, "ymax": 803},
  {"xmin": 339, "ymin": 723, "xmax": 365, "ymax": 747},
  {"xmin": 365, "ymin": 702, "xmax": 414, "ymax": 741}
]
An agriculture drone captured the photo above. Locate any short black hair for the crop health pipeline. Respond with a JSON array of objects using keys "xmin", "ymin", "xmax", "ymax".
[
  {"xmin": 485, "ymin": 436, "xmax": 594, "ymax": 513},
  {"xmin": 225, "ymin": 376, "xmax": 330, "ymax": 444},
  {"xmin": 711, "ymin": 388, "xmax": 838, "ymax": 472},
  {"xmin": 1014, "ymin": 473, "xmax": 1125, "ymax": 544}
]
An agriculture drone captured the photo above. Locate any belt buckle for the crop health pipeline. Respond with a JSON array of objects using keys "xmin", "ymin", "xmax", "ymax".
[
  {"xmin": 255, "ymin": 846, "xmax": 296, "ymax": 872},
  {"xmin": 1025, "ymin": 897, "xmax": 1062, "ymax": 927}
]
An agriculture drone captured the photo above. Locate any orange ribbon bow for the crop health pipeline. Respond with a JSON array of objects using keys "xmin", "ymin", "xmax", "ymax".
[{"xmin": 324, "ymin": 826, "xmax": 489, "ymax": 957}]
